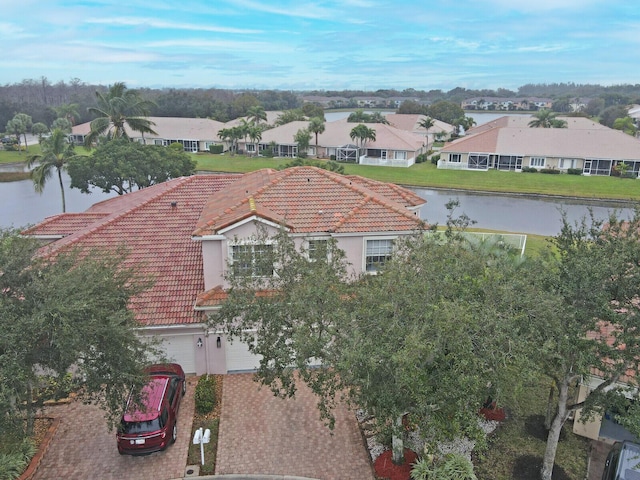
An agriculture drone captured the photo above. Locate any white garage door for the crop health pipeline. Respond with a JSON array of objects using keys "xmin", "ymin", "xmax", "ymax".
[
  {"xmin": 225, "ymin": 336, "xmax": 261, "ymax": 372},
  {"xmin": 160, "ymin": 335, "xmax": 196, "ymax": 374}
]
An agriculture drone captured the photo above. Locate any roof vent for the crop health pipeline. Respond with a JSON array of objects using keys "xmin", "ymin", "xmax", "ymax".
[{"xmin": 170, "ymin": 201, "xmax": 177, "ymax": 208}]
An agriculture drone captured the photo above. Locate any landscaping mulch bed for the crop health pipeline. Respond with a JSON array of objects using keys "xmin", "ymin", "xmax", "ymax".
[
  {"xmin": 373, "ymin": 448, "xmax": 418, "ymax": 480},
  {"xmin": 187, "ymin": 374, "xmax": 223, "ymax": 475}
]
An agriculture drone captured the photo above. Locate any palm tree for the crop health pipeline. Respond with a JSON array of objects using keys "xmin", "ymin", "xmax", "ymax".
[
  {"xmin": 308, "ymin": 117, "xmax": 325, "ymax": 157},
  {"xmin": 349, "ymin": 124, "xmax": 376, "ymax": 149},
  {"xmin": 247, "ymin": 105, "xmax": 267, "ymax": 125},
  {"xmin": 27, "ymin": 129, "xmax": 79, "ymax": 213},
  {"xmin": 84, "ymin": 82, "xmax": 157, "ymax": 147},
  {"xmin": 247, "ymin": 125, "xmax": 263, "ymax": 156},
  {"xmin": 528, "ymin": 109, "xmax": 566, "ymax": 128},
  {"xmin": 54, "ymin": 103, "xmax": 80, "ymax": 126},
  {"xmin": 418, "ymin": 116, "xmax": 435, "ymax": 148}
]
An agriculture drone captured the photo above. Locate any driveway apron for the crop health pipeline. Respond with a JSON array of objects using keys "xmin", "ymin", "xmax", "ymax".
[
  {"xmin": 215, "ymin": 373, "xmax": 374, "ymax": 480},
  {"xmin": 31, "ymin": 376, "xmax": 196, "ymax": 480}
]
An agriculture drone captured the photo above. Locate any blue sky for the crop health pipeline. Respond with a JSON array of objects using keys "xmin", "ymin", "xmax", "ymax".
[{"xmin": 1, "ymin": 0, "xmax": 638, "ymax": 91}]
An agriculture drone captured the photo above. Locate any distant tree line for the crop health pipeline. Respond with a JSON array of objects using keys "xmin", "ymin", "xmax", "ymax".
[{"xmin": 2, "ymin": 77, "xmax": 640, "ymax": 135}]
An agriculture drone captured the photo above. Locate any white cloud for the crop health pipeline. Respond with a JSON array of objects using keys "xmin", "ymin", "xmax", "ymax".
[{"xmin": 85, "ymin": 16, "xmax": 261, "ymax": 34}]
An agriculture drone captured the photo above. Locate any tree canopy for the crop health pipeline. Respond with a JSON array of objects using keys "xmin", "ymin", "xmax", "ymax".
[
  {"xmin": 212, "ymin": 225, "xmax": 528, "ymax": 464},
  {"xmin": 27, "ymin": 128, "xmax": 79, "ymax": 212},
  {"xmin": 0, "ymin": 228, "xmax": 162, "ymax": 439},
  {"xmin": 84, "ymin": 82, "xmax": 157, "ymax": 147},
  {"xmin": 67, "ymin": 138, "xmax": 196, "ymax": 195}
]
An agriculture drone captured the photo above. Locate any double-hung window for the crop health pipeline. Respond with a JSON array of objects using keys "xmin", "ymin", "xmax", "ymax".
[
  {"xmin": 365, "ymin": 238, "xmax": 394, "ymax": 273},
  {"xmin": 307, "ymin": 239, "xmax": 329, "ymax": 262},
  {"xmin": 530, "ymin": 157, "xmax": 545, "ymax": 168},
  {"xmin": 231, "ymin": 243, "xmax": 274, "ymax": 277}
]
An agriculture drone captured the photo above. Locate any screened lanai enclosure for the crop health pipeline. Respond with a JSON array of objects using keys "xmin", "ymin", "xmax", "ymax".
[{"xmin": 336, "ymin": 144, "xmax": 361, "ymax": 163}]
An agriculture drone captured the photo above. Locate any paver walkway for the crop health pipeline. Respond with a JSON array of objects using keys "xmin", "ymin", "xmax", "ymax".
[
  {"xmin": 31, "ymin": 376, "xmax": 196, "ymax": 480},
  {"xmin": 215, "ymin": 374, "xmax": 374, "ymax": 480}
]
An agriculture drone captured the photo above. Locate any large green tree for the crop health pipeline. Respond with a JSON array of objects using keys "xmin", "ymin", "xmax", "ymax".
[
  {"xmin": 27, "ymin": 128, "xmax": 79, "ymax": 213},
  {"xmin": 294, "ymin": 128, "xmax": 311, "ymax": 156},
  {"xmin": 0, "ymin": 229, "xmax": 161, "ymax": 437},
  {"xmin": 5, "ymin": 113, "xmax": 33, "ymax": 153},
  {"xmin": 84, "ymin": 82, "xmax": 157, "ymax": 147},
  {"xmin": 212, "ymin": 227, "xmax": 526, "ymax": 465},
  {"xmin": 68, "ymin": 138, "xmax": 196, "ymax": 195},
  {"xmin": 426, "ymin": 101, "xmax": 464, "ymax": 125},
  {"xmin": 517, "ymin": 213, "xmax": 640, "ymax": 480}
]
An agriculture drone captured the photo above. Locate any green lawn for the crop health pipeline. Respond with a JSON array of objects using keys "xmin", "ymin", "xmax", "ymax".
[
  {"xmin": 474, "ymin": 378, "xmax": 590, "ymax": 480},
  {"xmin": 194, "ymin": 154, "xmax": 640, "ymax": 202}
]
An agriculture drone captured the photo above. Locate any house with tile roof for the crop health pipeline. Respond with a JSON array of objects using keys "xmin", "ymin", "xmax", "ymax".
[
  {"xmin": 240, "ymin": 120, "xmax": 428, "ymax": 167},
  {"xmin": 70, "ymin": 116, "xmax": 227, "ymax": 153},
  {"xmin": 22, "ymin": 167, "xmax": 426, "ymax": 375},
  {"xmin": 438, "ymin": 115, "xmax": 640, "ymax": 176},
  {"xmin": 385, "ymin": 114, "xmax": 455, "ymax": 145}
]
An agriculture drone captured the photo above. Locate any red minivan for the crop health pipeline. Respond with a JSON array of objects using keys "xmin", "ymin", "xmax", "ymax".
[{"xmin": 116, "ymin": 363, "xmax": 186, "ymax": 455}]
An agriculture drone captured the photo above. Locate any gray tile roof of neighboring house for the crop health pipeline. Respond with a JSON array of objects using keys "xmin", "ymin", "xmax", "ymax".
[
  {"xmin": 71, "ymin": 116, "xmax": 226, "ymax": 141},
  {"xmin": 258, "ymin": 120, "xmax": 426, "ymax": 152},
  {"xmin": 441, "ymin": 125, "xmax": 640, "ymax": 160}
]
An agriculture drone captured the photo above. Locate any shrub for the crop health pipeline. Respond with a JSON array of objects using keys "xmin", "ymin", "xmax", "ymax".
[
  {"xmin": 521, "ymin": 166, "xmax": 538, "ymax": 173},
  {"xmin": 209, "ymin": 144, "xmax": 224, "ymax": 154},
  {"xmin": 540, "ymin": 168, "xmax": 560, "ymax": 174},
  {"xmin": 410, "ymin": 453, "xmax": 477, "ymax": 480},
  {"xmin": 430, "ymin": 153, "xmax": 440, "ymax": 165},
  {"xmin": 567, "ymin": 168, "xmax": 582, "ymax": 175},
  {"xmin": 195, "ymin": 375, "xmax": 216, "ymax": 414},
  {"xmin": 415, "ymin": 153, "xmax": 428, "ymax": 164},
  {"xmin": 330, "ymin": 154, "xmax": 336, "ymax": 161}
]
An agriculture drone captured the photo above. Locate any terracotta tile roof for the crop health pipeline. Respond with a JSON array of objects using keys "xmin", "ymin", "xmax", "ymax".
[
  {"xmin": 21, "ymin": 213, "xmax": 110, "ymax": 237},
  {"xmin": 23, "ymin": 174, "xmax": 240, "ymax": 327},
  {"xmin": 193, "ymin": 166, "xmax": 426, "ymax": 236}
]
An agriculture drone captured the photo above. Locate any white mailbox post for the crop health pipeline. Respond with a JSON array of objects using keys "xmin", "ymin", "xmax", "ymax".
[{"xmin": 192, "ymin": 427, "xmax": 211, "ymax": 466}]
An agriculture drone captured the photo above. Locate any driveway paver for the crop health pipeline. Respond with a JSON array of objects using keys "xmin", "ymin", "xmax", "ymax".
[
  {"xmin": 215, "ymin": 374, "xmax": 374, "ymax": 480},
  {"xmin": 31, "ymin": 376, "xmax": 196, "ymax": 480}
]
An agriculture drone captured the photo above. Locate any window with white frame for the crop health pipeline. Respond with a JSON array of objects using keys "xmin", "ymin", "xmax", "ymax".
[
  {"xmin": 308, "ymin": 146, "xmax": 316, "ymax": 156},
  {"xmin": 365, "ymin": 238, "xmax": 394, "ymax": 273},
  {"xmin": 307, "ymin": 239, "xmax": 329, "ymax": 262},
  {"xmin": 246, "ymin": 144, "xmax": 256, "ymax": 153},
  {"xmin": 530, "ymin": 157, "xmax": 545, "ymax": 168},
  {"xmin": 450, "ymin": 154, "xmax": 461, "ymax": 163},
  {"xmin": 231, "ymin": 243, "xmax": 274, "ymax": 277},
  {"xmin": 394, "ymin": 151, "xmax": 407, "ymax": 160}
]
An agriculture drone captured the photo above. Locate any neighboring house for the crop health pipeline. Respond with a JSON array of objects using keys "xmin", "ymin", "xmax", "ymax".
[
  {"xmin": 629, "ymin": 105, "xmax": 640, "ymax": 127},
  {"xmin": 70, "ymin": 117, "xmax": 226, "ymax": 153},
  {"xmin": 243, "ymin": 120, "xmax": 427, "ymax": 167},
  {"xmin": 385, "ymin": 114, "xmax": 455, "ymax": 144},
  {"xmin": 461, "ymin": 97, "xmax": 553, "ymax": 111},
  {"xmin": 439, "ymin": 115, "xmax": 640, "ymax": 175},
  {"xmin": 573, "ymin": 322, "xmax": 640, "ymax": 442},
  {"xmin": 22, "ymin": 167, "xmax": 426, "ymax": 375}
]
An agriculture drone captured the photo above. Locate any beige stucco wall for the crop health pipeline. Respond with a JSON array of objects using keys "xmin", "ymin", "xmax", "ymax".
[{"xmin": 572, "ymin": 384, "xmax": 603, "ymax": 440}]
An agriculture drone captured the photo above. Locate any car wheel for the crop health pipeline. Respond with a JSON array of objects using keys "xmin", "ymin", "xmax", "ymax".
[{"xmin": 172, "ymin": 423, "xmax": 177, "ymax": 444}]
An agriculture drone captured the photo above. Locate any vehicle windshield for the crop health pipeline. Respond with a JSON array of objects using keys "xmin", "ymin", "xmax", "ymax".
[{"xmin": 618, "ymin": 442, "xmax": 640, "ymax": 479}]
